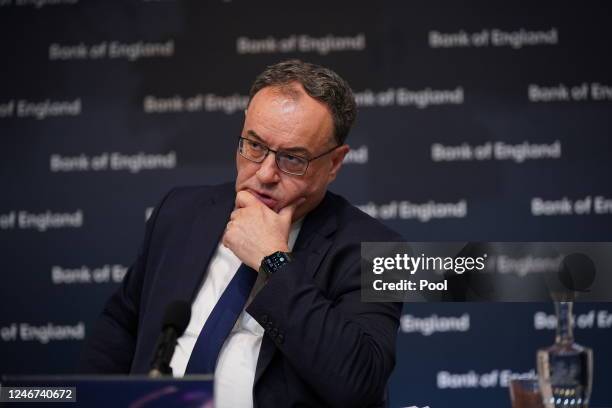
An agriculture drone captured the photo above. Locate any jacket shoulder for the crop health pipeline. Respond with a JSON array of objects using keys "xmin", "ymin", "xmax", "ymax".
[
  {"xmin": 165, "ymin": 182, "xmax": 233, "ymax": 205},
  {"xmin": 328, "ymin": 191, "xmax": 403, "ymax": 243},
  {"xmin": 155, "ymin": 182, "xmax": 234, "ymax": 215}
]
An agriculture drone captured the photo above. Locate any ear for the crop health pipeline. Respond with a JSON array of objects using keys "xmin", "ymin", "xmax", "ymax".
[{"xmin": 328, "ymin": 144, "xmax": 350, "ymax": 182}]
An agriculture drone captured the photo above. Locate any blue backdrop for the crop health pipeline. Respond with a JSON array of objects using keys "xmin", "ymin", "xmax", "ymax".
[{"xmin": 1, "ymin": 1, "xmax": 611, "ymax": 407}]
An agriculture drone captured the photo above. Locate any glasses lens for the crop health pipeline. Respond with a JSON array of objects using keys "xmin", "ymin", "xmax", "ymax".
[
  {"xmin": 240, "ymin": 138, "xmax": 267, "ymax": 161},
  {"xmin": 277, "ymin": 152, "xmax": 307, "ymax": 175}
]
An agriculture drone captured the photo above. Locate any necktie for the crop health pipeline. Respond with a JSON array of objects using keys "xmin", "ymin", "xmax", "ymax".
[{"xmin": 185, "ymin": 264, "xmax": 258, "ymax": 374}]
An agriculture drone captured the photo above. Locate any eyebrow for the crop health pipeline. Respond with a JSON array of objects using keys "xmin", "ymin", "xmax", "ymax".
[{"xmin": 245, "ymin": 130, "xmax": 312, "ymax": 157}]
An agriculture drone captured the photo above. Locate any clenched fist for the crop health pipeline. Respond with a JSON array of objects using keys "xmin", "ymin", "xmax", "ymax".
[{"xmin": 222, "ymin": 190, "xmax": 304, "ymax": 270}]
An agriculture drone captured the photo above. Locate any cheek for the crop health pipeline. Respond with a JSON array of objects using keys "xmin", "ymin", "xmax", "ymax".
[
  {"xmin": 284, "ymin": 174, "xmax": 321, "ymax": 200},
  {"xmin": 235, "ymin": 152, "xmax": 243, "ymax": 178},
  {"xmin": 280, "ymin": 178, "xmax": 308, "ymax": 199},
  {"xmin": 236, "ymin": 157, "xmax": 257, "ymax": 184}
]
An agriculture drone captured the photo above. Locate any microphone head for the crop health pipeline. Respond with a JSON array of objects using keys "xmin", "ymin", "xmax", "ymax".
[
  {"xmin": 558, "ymin": 253, "xmax": 596, "ymax": 292},
  {"xmin": 162, "ymin": 300, "xmax": 191, "ymax": 336}
]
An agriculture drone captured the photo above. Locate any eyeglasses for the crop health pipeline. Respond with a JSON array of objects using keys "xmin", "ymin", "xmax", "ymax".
[{"xmin": 238, "ymin": 136, "xmax": 340, "ymax": 176}]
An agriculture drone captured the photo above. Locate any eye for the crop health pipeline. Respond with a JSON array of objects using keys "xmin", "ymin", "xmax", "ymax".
[
  {"xmin": 247, "ymin": 140, "xmax": 265, "ymax": 151},
  {"xmin": 279, "ymin": 153, "xmax": 307, "ymax": 171},
  {"xmin": 284, "ymin": 154, "xmax": 301, "ymax": 163}
]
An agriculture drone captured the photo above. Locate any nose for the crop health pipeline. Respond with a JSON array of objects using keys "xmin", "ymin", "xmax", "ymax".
[{"xmin": 255, "ymin": 152, "xmax": 281, "ymax": 184}]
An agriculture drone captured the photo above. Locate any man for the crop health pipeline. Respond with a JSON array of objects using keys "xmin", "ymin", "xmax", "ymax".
[{"xmin": 80, "ymin": 59, "xmax": 403, "ymax": 407}]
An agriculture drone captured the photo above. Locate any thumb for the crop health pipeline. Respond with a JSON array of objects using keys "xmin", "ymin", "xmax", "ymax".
[{"xmin": 279, "ymin": 197, "xmax": 306, "ymax": 222}]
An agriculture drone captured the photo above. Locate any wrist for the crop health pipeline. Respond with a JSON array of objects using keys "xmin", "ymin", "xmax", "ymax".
[
  {"xmin": 258, "ymin": 244, "xmax": 289, "ymax": 265},
  {"xmin": 259, "ymin": 250, "xmax": 292, "ymax": 278}
]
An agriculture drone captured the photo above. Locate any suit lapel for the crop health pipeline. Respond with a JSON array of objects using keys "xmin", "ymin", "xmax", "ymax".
[
  {"xmin": 174, "ymin": 185, "xmax": 235, "ymax": 303},
  {"xmin": 254, "ymin": 191, "xmax": 338, "ymax": 387},
  {"xmin": 135, "ymin": 185, "xmax": 235, "ymax": 373}
]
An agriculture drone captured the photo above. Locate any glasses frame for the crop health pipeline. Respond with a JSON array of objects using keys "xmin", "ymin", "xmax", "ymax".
[{"xmin": 238, "ymin": 136, "xmax": 341, "ymax": 176}]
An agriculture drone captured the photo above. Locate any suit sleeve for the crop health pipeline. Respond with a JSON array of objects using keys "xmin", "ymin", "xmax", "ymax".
[
  {"xmin": 78, "ymin": 189, "xmax": 174, "ymax": 374},
  {"xmin": 246, "ymin": 246, "xmax": 402, "ymax": 407}
]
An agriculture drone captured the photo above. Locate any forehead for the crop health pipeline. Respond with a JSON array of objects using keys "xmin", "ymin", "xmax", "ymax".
[{"xmin": 243, "ymin": 85, "xmax": 334, "ymax": 153}]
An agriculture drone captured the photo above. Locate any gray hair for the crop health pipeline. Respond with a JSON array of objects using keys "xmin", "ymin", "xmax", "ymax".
[{"xmin": 248, "ymin": 59, "xmax": 357, "ymax": 145}]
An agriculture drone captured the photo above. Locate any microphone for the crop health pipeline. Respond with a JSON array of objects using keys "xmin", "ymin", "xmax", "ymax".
[{"xmin": 149, "ymin": 300, "xmax": 191, "ymax": 377}]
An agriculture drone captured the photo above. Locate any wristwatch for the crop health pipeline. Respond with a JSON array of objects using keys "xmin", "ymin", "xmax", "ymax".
[{"xmin": 259, "ymin": 251, "xmax": 293, "ymax": 278}]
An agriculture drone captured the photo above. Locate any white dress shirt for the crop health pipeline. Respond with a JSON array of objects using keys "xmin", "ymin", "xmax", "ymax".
[{"xmin": 170, "ymin": 220, "xmax": 302, "ymax": 408}]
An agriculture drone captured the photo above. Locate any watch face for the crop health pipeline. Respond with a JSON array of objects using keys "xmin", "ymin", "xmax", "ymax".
[{"xmin": 262, "ymin": 252, "xmax": 291, "ymax": 275}]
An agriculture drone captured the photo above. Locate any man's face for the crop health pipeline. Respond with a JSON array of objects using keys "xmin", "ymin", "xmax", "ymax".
[{"xmin": 235, "ymin": 84, "xmax": 349, "ymax": 222}]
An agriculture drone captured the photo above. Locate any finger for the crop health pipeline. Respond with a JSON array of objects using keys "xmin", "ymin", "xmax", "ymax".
[
  {"xmin": 235, "ymin": 190, "xmax": 259, "ymax": 209},
  {"xmin": 222, "ymin": 222, "xmax": 235, "ymax": 247},
  {"xmin": 279, "ymin": 197, "xmax": 306, "ymax": 222}
]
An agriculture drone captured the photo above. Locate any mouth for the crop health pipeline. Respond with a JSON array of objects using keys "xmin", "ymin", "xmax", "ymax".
[{"xmin": 247, "ymin": 189, "xmax": 280, "ymax": 210}]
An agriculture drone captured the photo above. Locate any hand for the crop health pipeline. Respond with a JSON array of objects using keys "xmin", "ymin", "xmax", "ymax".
[{"xmin": 222, "ymin": 191, "xmax": 304, "ymax": 270}]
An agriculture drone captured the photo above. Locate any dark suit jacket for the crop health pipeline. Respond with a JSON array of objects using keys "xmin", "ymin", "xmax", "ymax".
[{"xmin": 80, "ymin": 182, "xmax": 403, "ymax": 407}]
